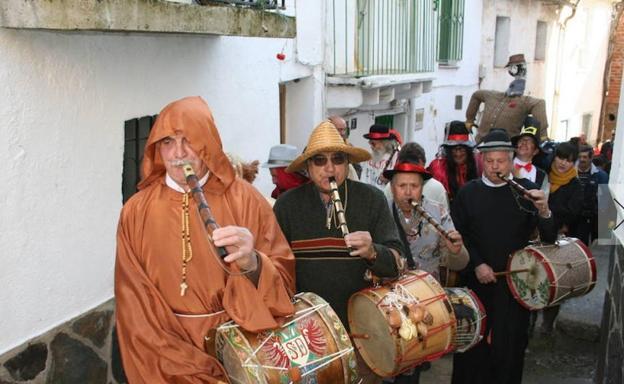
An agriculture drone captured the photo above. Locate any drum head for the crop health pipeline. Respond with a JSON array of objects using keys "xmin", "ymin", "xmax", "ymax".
[
  {"xmin": 507, "ymin": 248, "xmax": 553, "ymax": 310},
  {"xmin": 349, "ymin": 293, "xmax": 397, "ymax": 377},
  {"xmin": 445, "ymin": 288, "xmax": 485, "ymax": 353}
]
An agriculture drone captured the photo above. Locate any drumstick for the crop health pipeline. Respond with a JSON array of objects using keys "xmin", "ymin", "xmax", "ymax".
[
  {"xmin": 493, "ymin": 268, "xmax": 530, "ymax": 277},
  {"xmin": 496, "ymin": 172, "xmax": 537, "ymax": 201}
]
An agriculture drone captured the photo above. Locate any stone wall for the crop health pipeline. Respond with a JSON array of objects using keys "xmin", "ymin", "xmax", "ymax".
[
  {"xmin": 0, "ymin": 300, "xmax": 126, "ymax": 384},
  {"xmin": 596, "ymin": 239, "xmax": 624, "ymax": 383}
]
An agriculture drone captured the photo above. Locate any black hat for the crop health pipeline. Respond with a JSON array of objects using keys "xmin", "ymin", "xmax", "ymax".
[
  {"xmin": 443, "ymin": 121, "xmax": 475, "ymax": 148},
  {"xmin": 477, "ymin": 128, "xmax": 515, "ymax": 152},
  {"xmin": 511, "ymin": 115, "xmax": 542, "ymax": 151},
  {"xmin": 383, "ymin": 160, "xmax": 432, "ymax": 181},
  {"xmin": 363, "ymin": 124, "xmax": 392, "ymax": 140}
]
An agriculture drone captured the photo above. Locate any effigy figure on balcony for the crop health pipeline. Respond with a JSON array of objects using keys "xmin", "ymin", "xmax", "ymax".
[{"xmin": 465, "ymin": 54, "xmax": 549, "ymax": 142}]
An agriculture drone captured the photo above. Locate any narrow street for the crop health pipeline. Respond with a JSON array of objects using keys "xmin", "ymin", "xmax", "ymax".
[{"xmin": 421, "ymin": 244, "xmax": 609, "ymax": 384}]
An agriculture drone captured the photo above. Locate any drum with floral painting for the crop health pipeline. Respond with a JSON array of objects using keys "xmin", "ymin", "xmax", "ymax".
[
  {"xmin": 215, "ymin": 292, "xmax": 357, "ymax": 384},
  {"xmin": 507, "ymin": 237, "xmax": 596, "ymax": 310}
]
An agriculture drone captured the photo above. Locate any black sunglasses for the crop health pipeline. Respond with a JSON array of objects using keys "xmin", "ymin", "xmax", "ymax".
[{"xmin": 310, "ymin": 153, "xmax": 348, "ymax": 167}]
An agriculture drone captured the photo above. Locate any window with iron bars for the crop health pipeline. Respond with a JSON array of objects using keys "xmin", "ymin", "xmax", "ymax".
[{"xmin": 437, "ymin": 0, "xmax": 465, "ymax": 65}]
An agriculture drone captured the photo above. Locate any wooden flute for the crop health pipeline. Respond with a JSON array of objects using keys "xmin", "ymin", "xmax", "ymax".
[
  {"xmin": 182, "ymin": 163, "xmax": 228, "ymax": 259},
  {"xmin": 409, "ymin": 199, "xmax": 455, "ymax": 243},
  {"xmin": 495, "ymin": 172, "xmax": 537, "ymax": 201},
  {"xmin": 329, "ymin": 177, "xmax": 352, "ymax": 252}
]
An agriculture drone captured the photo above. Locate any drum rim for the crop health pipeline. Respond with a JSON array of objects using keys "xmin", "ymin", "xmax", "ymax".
[
  {"xmin": 297, "ymin": 292, "xmax": 357, "ymax": 383},
  {"xmin": 445, "ymin": 288, "xmax": 486, "ymax": 353},
  {"xmin": 574, "ymin": 238, "xmax": 598, "ymax": 294}
]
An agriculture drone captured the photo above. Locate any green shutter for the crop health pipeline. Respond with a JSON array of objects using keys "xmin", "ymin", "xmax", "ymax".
[{"xmin": 437, "ymin": 0, "xmax": 464, "ymax": 63}]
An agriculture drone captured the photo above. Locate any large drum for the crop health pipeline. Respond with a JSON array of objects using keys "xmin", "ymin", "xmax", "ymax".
[
  {"xmin": 348, "ymin": 270, "xmax": 456, "ymax": 378},
  {"xmin": 215, "ymin": 292, "xmax": 358, "ymax": 384},
  {"xmin": 445, "ymin": 288, "xmax": 486, "ymax": 353},
  {"xmin": 507, "ymin": 237, "xmax": 597, "ymax": 310}
]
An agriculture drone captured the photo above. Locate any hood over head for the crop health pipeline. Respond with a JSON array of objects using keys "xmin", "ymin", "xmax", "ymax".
[{"xmin": 138, "ymin": 96, "xmax": 235, "ymax": 193}]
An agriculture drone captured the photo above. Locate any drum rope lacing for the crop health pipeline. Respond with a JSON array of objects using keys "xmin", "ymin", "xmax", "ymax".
[{"xmin": 516, "ymin": 242, "xmax": 595, "ymax": 307}]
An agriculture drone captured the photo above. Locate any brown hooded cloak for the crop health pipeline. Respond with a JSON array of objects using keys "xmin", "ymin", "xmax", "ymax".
[{"xmin": 115, "ymin": 96, "xmax": 295, "ymax": 383}]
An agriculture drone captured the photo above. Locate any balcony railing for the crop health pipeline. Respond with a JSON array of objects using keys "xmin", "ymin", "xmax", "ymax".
[
  {"xmin": 199, "ymin": 0, "xmax": 285, "ymax": 9},
  {"xmin": 328, "ymin": 0, "xmax": 436, "ymax": 77}
]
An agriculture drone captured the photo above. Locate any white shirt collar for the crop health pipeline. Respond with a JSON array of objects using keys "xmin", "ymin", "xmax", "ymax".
[
  {"xmin": 513, "ymin": 157, "xmax": 537, "ymax": 182},
  {"xmin": 482, "ymin": 173, "xmax": 510, "ymax": 187},
  {"xmin": 165, "ymin": 171, "xmax": 210, "ymax": 193}
]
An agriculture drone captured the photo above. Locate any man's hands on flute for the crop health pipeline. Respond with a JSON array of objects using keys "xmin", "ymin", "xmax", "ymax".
[
  {"xmin": 442, "ymin": 230, "xmax": 464, "ymax": 254},
  {"xmin": 345, "ymin": 231, "xmax": 376, "ymax": 261},
  {"xmin": 525, "ymin": 189, "xmax": 551, "ymax": 218},
  {"xmin": 213, "ymin": 226, "xmax": 258, "ymax": 271}
]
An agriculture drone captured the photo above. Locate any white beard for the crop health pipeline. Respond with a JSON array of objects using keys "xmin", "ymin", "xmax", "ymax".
[{"xmin": 372, "ymin": 148, "xmax": 390, "ymax": 163}]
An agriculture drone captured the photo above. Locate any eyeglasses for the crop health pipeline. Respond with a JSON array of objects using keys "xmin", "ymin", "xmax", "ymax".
[{"xmin": 310, "ymin": 153, "xmax": 348, "ymax": 167}]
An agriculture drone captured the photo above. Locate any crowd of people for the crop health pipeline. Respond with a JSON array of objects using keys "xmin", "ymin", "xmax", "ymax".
[{"xmin": 114, "ymin": 95, "xmax": 612, "ymax": 384}]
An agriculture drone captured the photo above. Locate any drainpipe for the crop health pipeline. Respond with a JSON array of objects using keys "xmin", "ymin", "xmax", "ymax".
[{"xmin": 551, "ymin": 0, "xmax": 579, "ymax": 140}]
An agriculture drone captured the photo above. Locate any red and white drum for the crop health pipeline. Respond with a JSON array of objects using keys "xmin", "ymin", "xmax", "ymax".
[
  {"xmin": 444, "ymin": 287, "xmax": 486, "ymax": 353},
  {"xmin": 215, "ymin": 292, "xmax": 358, "ymax": 384},
  {"xmin": 348, "ymin": 270, "xmax": 456, "ymax": 378},
  {"xmin": 506, "ymin": 237, "xmax": 597, "ymax": 310}
]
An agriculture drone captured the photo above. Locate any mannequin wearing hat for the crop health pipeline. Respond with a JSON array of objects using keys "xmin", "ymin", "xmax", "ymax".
[
  {"xmin": 427, "ymin": 121, "xmax": 481, "ymax": 202},
  {"xmin": 360, "ymin": 124, "xmax": 401, "ymax": 190},
  {"xmin": 450, "ymin": 128, "xmax": 556, "ymax": 384},
  {"xmin": 511, "ymin": 115, "xmax": 550, "ymax": 197},
  {"xmin": 274, "ymin": 121, "xmax": 403, "ymax": 383},
  {"xmin": 465, "ymin": 53, "xmax": 549, "ymax": 142}
]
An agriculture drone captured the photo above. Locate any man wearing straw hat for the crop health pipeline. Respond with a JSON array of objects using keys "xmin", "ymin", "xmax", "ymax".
[
  {"xmin": 450, "ymin": 128, "xmax": 556, "ymax": 384},
  {"xmin": 274, "ymin": 120, "xmax": 404, "ymax": 383}
]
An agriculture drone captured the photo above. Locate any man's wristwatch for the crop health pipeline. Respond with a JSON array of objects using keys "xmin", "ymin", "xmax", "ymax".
[{"xmin": 539, "ymin": 209, "xmax": 552, "ymax": 219}]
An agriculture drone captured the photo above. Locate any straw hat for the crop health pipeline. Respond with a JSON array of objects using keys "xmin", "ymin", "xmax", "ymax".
[{"xmin": 286, "ymin": 121, "xmax": 371, "ymax": 173}]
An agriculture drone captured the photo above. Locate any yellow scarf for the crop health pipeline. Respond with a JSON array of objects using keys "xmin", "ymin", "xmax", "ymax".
[{"xmin": 549, "ymin": 165, "xmax": 577, "ymax": 193}]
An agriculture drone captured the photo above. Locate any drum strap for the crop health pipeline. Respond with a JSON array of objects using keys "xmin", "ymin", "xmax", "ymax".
[{"xmin": 392, "ymin": 204, "xmax": 416, "ymax": 269}]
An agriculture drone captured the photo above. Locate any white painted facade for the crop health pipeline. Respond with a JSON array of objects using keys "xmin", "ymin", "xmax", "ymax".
[
  {"xmin": 546, "ymin": 1, "xmax": 613, "ymax": 143},
  {"xmin": 321, "ymin": 0, "xmax": 483, "ymax": 164},
  {"xmin": 0, "ymin": 2, "xmax": 318, "ymax": 352},
  {"xmin": 476, "ymin": 0, "xmax": 614, "ymax": 144}
]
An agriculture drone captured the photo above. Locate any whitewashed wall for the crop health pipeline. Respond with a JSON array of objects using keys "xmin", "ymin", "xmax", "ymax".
[
  {"xmin": 548, "ymin": 2, "xmax": 612, "ymax": 143},
  {"xmin": 0, "ymin": 28, "xmax": 295, "ymax": 354},
  {"xmin": 479, "ymin": 0, "xmax": 555, "ymax": 96}
]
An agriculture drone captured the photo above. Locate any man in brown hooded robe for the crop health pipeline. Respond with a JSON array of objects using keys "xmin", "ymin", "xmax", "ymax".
[{"xmin": 115, "ymin": 96, "xmax": 295, "ymax": 383}]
